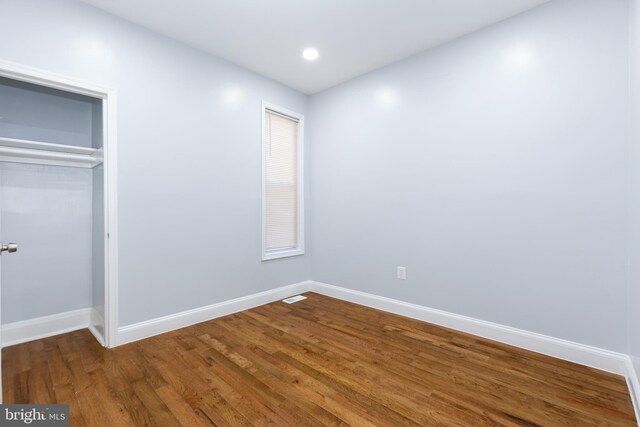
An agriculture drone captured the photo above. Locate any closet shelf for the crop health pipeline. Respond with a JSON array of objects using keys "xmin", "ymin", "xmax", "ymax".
[{"xmin": 0, "ymin": 137, "xmax": 103, "ymax": 168}]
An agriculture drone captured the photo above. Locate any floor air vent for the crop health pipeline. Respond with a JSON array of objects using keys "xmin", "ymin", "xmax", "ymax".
[{"xmin": 282, "ymin": 295, "xmax": 307, "ymax": 304}]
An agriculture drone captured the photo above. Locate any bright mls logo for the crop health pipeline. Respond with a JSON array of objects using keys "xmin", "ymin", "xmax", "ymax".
[{"xmin": 1, "ymin": 405, "xmax": 69, "ymax": 426}]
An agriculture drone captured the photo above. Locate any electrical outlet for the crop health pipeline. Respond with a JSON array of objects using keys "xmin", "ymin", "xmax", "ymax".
[{"xmin": 397, "ymin": 266, "xmax": 406, "ymax": 280}]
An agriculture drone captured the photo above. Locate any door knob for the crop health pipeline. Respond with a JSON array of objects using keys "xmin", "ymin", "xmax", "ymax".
[{"xmin": 0, "ymin": 243, "xmax": 17, "ymax": 254}]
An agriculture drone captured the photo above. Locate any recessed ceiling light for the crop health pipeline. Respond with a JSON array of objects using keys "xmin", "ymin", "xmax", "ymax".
[{"xmin": 302, "ymin": 48, "xmax": 319, "ymax": 61}]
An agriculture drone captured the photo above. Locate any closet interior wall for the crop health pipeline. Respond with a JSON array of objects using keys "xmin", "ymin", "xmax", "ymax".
[{"xmin": 0, "ymin": 76, "xmax": 105, "ymax": 344}]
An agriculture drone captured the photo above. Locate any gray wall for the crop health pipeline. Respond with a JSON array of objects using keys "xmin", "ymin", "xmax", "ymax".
[
  {"xmin": 0, "ymin": 0, "xmax": 309, "ymax": 326},
  {"xmin": 0, "ymin": 78, "xmax": 102, "ymax": 324},
  {"xmin": 0, "ymin": 77, "xmax": 98, "ymax": 148},
  {"xmin": 0, "ymin": 163, "xmax": 93, "ymax": 323},
  {"xmin": 628, "ymin": 0, "xmax": 640, "ymax": 383},
  {"xmin": 309, "ymin": 0, "xmax": 629, "ymax": 352},
  {"xmin": 1, "ymin": 0, "xmax": 633, "ymax": 356}
]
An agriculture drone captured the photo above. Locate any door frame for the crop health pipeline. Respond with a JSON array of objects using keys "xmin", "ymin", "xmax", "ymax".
[{"xmin": 0, "ymin": 60, "xmax": 120, "ymax": 349}]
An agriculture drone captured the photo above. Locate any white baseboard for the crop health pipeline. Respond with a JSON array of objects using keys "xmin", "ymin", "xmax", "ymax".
[
  {"xmin": 89, "ymin": 308, "xmax": 106, "ymax": 347},
  {"xmin": 627, "ymin": 356, "xmax": 640, "ymax": 424},
  {"xmin": 0, "ymin": 280, "xmax": 636, "ymax": 418},
  {"xmin": 308, "ymin": 281, "xmax": 640, "ymax": 420},
  {"xmin": 308, "ymin": 281, "xmax": 629, "ymax": 376},
  {"xmin": 1, "ymin": 308, "xmax": 92, "ymax": 348},
  {"xmin": 117, "ymin": 282, "xmax": 309, "ymax": 346},
  {"xmin": 116, "ymin": 279, "xmax": 630, "ymax": 375},
  {"xmin": 111, "ymin": 278, "xmax": 640, "ymax": 420}
]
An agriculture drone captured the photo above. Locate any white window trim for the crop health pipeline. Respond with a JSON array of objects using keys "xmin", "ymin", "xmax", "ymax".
[{"xmin": 262, "ymin": 101, "xmax": 305, "ymax": 261}]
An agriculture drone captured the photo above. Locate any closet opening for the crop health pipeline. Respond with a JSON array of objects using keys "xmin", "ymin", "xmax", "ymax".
[{"xmin": 0, "ymin": 63, "xmax": 118, "ymax": 358}]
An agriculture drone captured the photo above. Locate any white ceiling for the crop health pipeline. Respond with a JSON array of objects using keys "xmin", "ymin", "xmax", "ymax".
[{"xmin": 79, "ymin": 0, "xmax": 549, "ymax": 94}]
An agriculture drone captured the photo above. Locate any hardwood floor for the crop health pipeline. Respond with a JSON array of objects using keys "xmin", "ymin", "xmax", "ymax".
[{"xmin": 2, "ymin": 292, "xmax": 637, "ymax": 426}]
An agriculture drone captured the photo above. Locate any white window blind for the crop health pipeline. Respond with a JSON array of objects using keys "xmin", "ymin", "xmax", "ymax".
[{"xmin": 264, "ymin": 108, "xmax": 301, "ymax": 256}]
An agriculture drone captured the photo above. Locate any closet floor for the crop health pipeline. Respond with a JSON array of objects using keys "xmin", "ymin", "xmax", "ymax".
[{"xmin": 2, "ymin": 292, "xmax": 637, "ymax": 426}]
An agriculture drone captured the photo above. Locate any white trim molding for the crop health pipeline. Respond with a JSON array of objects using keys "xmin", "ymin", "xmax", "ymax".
[
  {"xmin": 307, "ymin": 281, "xmax": 629, "ymax": 376},
  {"xmin": 5, "ymin": 280, "xmax": 635, "ymax": 417},
  {"xmin": 89, "ymin": 309, "xmax": 106, "ymax": 347},
  {"xmin": 308, "ymin": 280, "xmax": 640, "ymax": 417},
  {"xmin": 1, "ymin": 308, "xmax": 92, "ymax": 348},
  {"xmin": 117, "ymin": 282, "xmax": 309, "ymax": 346},
  {"xmin": 116, "ymin": 279, "xmax": 632, "ymax": 377},
  {"xmin": 627, "ymin": 357, "xmax": 640, "ymax": 424}
]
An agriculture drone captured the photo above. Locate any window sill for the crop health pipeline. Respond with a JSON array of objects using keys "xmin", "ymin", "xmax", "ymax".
[{"xmin": 262, "ymin": 248, "xmax": 305, "ymax": 261}]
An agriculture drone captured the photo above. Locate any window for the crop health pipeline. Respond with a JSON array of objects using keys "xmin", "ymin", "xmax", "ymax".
[{"xmin": 262, "ymin": 102, "xmax": 304, "ymax": 260}]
